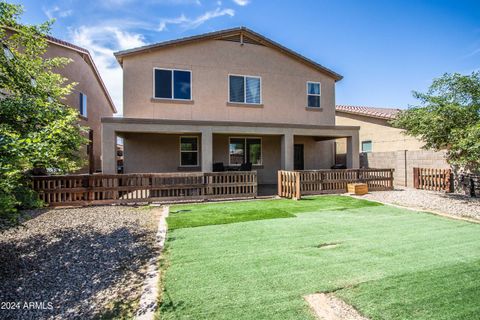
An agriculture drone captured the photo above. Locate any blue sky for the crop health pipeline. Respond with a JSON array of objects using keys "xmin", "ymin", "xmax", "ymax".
[{"xmin": 13, "ymin": 0, "xmax": 480, "ymax": 114}]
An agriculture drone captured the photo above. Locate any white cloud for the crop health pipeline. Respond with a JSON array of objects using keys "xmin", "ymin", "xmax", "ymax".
[
  {"xmin": 158, "ymin": 14, "xmax": 189, "ymax": 31},
  {"xmin": 70, "ymin": 26, "xmax": 147, "ymax": 114},
  {"xmin": 43, "ymin": 6, "xmax": 73, "ymax": 20},
  {"xmin": 158, "ymin": 7, "xmax": 235, "ymax": 31},
  {"xmin": 232, "ymin": 0, "xmax": 250, "ymax": 6}
]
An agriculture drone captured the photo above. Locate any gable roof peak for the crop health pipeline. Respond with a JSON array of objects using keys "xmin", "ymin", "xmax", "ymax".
[{"xmin": 114, "ymin": 26, "xmax": 343, "ymax": 81}]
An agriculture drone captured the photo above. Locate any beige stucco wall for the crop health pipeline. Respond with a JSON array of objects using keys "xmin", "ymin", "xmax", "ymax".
[
  {"xmin": 122, "ymin": 132, "xmax": 336, "ymax": 184},
  {"xmin": 123, "ymin": 133, "xmax": 201, "ymax": 173},
  {"xmin": 294, "ymin": 136, "xmax": 335, "ymax": 170},
  {"xmin": 122, "ymin": 39, "xmax": 337, "ymax": 125},
  {"xmin": 44, "ymin": 43, "xmax": 114, "ymax": 172},
  {"xmin": 335, "ymin": 112, "xmax": 424, "ymax": 153}
]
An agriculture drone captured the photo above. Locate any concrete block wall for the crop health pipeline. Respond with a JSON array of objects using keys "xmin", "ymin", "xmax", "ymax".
[{"xmin": 359, "ymin": 150, "xmax": 449, "ymax": 187}]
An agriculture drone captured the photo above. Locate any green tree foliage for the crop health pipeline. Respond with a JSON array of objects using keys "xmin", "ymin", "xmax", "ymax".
[
  {"xmin": 0, "ymin": 2, "xmax": 88, "ymax": 228},
  {"xmin": 392, "ymin": 72, "xmax": 480, "ymax": 169}
]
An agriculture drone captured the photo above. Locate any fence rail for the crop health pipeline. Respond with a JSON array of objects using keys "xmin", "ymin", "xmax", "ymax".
[
  {"xmin": 413, "ymin": 167, "xmax": 452, "ymax": 192},
  {"xmin": 278, "ymin": 169, "xmax": 394, "ymax": 199},
  {"xmin": 32, "ymin": 171, "xmax": 257, "ymax": 206}
]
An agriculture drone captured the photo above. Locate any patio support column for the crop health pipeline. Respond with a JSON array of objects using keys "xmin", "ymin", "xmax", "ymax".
[
  {"xmin": 201, "ymin": 128, "xmax": 213, "ymax": 172},
  {"xmin": 281, "ymin": 131, "xmax": 294, "ymax": 170},
  {"xmin": 102, "ymin": 124, "xmax": 117, "ymax": 174},
  {"xmin": 346, "ymin": 132, "xmax": 360, "ymax": 168}
]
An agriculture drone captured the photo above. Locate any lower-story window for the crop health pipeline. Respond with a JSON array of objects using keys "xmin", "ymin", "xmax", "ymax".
[
  {"xmin": 180, "ymin": 136, "xmax": 198, "ymax": 166},
  {"xmin": 229, "ymin": 137, "xmax": 262, "ymax": 165}
]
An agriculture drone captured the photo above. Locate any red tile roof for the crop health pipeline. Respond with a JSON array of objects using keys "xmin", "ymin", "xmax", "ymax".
[
  {"xmin": 336, "ymin": 105, "xmax": 401, "ymax": 120},
  {"xmin": 46, "ymin": 35, "xmax": 89, "ymax": 54}
]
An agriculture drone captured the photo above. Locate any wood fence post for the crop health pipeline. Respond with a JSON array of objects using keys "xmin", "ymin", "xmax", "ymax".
[
  {"xmin": 413, "ymin": 167, "xmax": 419, "ymax": 189},
  {"xmin": 295, "ymin": 171, "xmax": 301, "ymax": 200},
  {"xmin": 278, "ymin": 171, "xmax": 282, "ymax": 197}
]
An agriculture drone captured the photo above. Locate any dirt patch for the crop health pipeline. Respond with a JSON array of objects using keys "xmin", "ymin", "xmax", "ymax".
[
  {"xmin": 304, "ymin": 293, "xmax": 369, "ymax": 320},
  {"xmin": 316, "ymin": 242, "xmax": 341, "ymax": 249}
]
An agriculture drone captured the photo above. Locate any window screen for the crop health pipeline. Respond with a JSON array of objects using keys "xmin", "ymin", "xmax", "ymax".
[
  {"xmin": 307, "ymin": 82, "xmax": 321, "ymax": 108},
  {"xmin": 229, "ymin": 75, "xmax": 261, "ymax": 104}
]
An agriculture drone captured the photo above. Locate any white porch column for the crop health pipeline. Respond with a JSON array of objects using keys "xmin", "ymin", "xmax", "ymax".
[
  {"xmin": 201, "ymin": 128, "xmax": 213, "ymax": 172},
  {"xmin": 101, "ymin": 123, "xmax": 117, "ymax": 174},
  {"xmin": 346, "ymin": 132, "xmax": 360, "ymax": 168},
  {"xmin": 281, "ymin": 131, "xmax": 294, "ymax": 171}
]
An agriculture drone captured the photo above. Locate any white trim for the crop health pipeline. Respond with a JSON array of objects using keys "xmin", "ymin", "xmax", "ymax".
[
  {"xmin": 153, "ymin": 67, "xmax": 192, "ymax": 101},
  {"xmin": 361, "ymin": 140, "xmax": 373, "ymax": 153},
  {"xmin": 228, "ymin": 74, "xmax": 262, "ymax": 105},
  {"xmin": 306, "ymin": 81, "xmax": 321, "ymax": 108},
  {"xmin": 179, "ymin": 136, "xmax": 199, "ymax": 167},
  {"xmin": 228, "ymin": 136, "xmax": 263, "ymax": 166}
]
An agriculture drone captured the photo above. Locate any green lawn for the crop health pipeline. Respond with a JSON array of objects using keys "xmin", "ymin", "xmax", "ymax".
[{"xmin": 158, "ymin": 196, "xmax": 480, "ymax": 320}]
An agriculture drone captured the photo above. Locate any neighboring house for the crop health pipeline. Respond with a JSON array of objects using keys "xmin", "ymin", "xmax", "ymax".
[
  {"xmin": 102, "ymin": 27, "xmax": 360, "ymax": 184},
  {"xmin": 335, "ymin": 105, "xmax": 448, "ymax": 187},
  {"xmin": 335, "ymin": 105, "xmax": 423, "ymax": 155},
  {"xmin": 44, "ymin": 36, "xmax": 117, "ymax": 172}
]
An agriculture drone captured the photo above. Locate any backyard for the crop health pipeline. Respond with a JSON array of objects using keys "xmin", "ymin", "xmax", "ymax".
[{"xmin": 158, "ymin": 196, "xmax": 480, "ymax": 319}]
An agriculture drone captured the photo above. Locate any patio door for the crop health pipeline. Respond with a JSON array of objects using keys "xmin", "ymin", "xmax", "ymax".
[{"xmin": 294, "ymin": 144, "xmax": 304, "ymax": 170}]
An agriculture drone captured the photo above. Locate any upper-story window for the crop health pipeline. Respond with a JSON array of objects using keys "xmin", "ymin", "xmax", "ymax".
[
  {"xmin": 229, "ymin": 75, "xmax": 261, "ymax": 104},
  {"xmin": 307, "ymin": 81, "xmax": 321, "ymax": 108},
  {"xmin": 154, "ymin": 68, "xmax": 192, "ymax": 100},
  {"xmin": 79, "ymin": 92, "xmax": 87, "ymax": 117}
]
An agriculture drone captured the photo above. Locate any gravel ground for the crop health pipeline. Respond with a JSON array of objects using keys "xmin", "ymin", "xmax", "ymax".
[
  {"xmin": 0, "ymin": 205, "xmax": 159, "ymax": 320},
  {"xmin": 357, "ymin": 187, "xmax": 480, "ymax": 220}
]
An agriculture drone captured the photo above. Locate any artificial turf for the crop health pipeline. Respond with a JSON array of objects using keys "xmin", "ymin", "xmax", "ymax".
[
  {"xmin": 167, "ymin": 196, "xmax": 381, "ymax": 229},
  {"xmin": 158, "ymin": 196, "xmax": 480, "ymax": 319}
]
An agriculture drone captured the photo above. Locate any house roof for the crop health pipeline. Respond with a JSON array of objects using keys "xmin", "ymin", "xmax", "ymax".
[
  {"xmin": 114, "ymin": 26, "xmax": 343, "ymax": 81},
  {"xmin": 46, "ymin": 35, "xmax": 118, "ymax": 114},
  {"xmin": 336, "ymin": 105, "xmax": 401, "ymax": 120}
]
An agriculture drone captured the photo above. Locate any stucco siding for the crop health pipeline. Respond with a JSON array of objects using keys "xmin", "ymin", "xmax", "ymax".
[
  {"xmin": 45, "ymin": 43, "xmax": 114, "ymax": 171},
  {"xmin": 335, "ymin": 112, "xmax": 424, "ymax": 153},
  {"xmin": 294, "ymin": 136, "xmax": 335, "ymax": 170},
  {"xmin": 122, "ymin": 39, "xmax": 336, "ymax": 126},
  {"xmin": 123, "ymin": 133, "xmax": 201, "ymax": 173}
]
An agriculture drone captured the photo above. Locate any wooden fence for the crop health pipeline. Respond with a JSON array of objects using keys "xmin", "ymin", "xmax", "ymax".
[
  {"xmin": 413, "ymin": 167, "xmax": 452, "ymax": 192},
  {"xmin": 32, "ymin": 171, "xmax": 257, "ymax": 206},
  {"xmin": 278, "ymin": 169, "xmax": 394, "ymax": 199}
]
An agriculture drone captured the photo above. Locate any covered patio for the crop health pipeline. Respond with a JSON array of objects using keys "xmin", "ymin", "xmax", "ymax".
[{"xmin": 101, "ymin": 118, "xmax": 360, "ymax": 184}]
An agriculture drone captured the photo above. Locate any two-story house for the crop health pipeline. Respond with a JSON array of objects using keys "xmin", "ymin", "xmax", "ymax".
[
  {"xmin": 101, "ymin": 27, "xmax": 360, "ymax": 184},
  {"xmin": 45, "ymin": 36, "xmax": 117, "ymax": 172}
]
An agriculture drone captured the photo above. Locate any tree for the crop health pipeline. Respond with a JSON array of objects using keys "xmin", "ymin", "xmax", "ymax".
[
  {"xmin": 0, "ymin": 2, "xmax": 88, "ymax": 228},
  {"xmin": 392, "ymin": 72, "xmax": 480, "ymax": 170}
]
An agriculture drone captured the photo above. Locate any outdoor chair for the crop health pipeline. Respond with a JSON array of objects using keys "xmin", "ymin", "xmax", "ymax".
[
  {"xmin": 239, "ymin": 162, "xmax": 252, "ymax": 171},
  {"xmin": 212, "ymin": 162, "xmax": 225, "ymax": 172}
]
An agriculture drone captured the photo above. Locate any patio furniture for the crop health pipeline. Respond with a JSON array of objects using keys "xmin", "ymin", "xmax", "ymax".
[
  {"xmin": 239, "ymin": 162, "xmax": 252, "ymax": 171},
  {"xmin": 213, "ymin": 162, "xmax": 225, "ymax": 172}
]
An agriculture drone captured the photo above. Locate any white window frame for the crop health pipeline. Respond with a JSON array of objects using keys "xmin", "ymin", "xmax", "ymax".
[
  {"xmin": 361, "ymin": 140, "xmax": 373, "ymax": 153},
  {"xmin": 153, "ymin": 68, "xmax": 192, "ymax": 101},
  {"xmin": 79, "ymin": 92, "xmax": 87, "ymax": 117},
  {"xmin": 228, "ymin": 137, "xmax": 263, "ymax": 166},
  {"xmin": 228, "ymin": 74, "xmax": 262, "ymax": 105},
  {"xmin": 179, "ymin": 136, "xmax": 199, "ymax": 167},
  {"xmin": 306, "ymin": 81, "xmax": 321, "ymax": 108}
]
